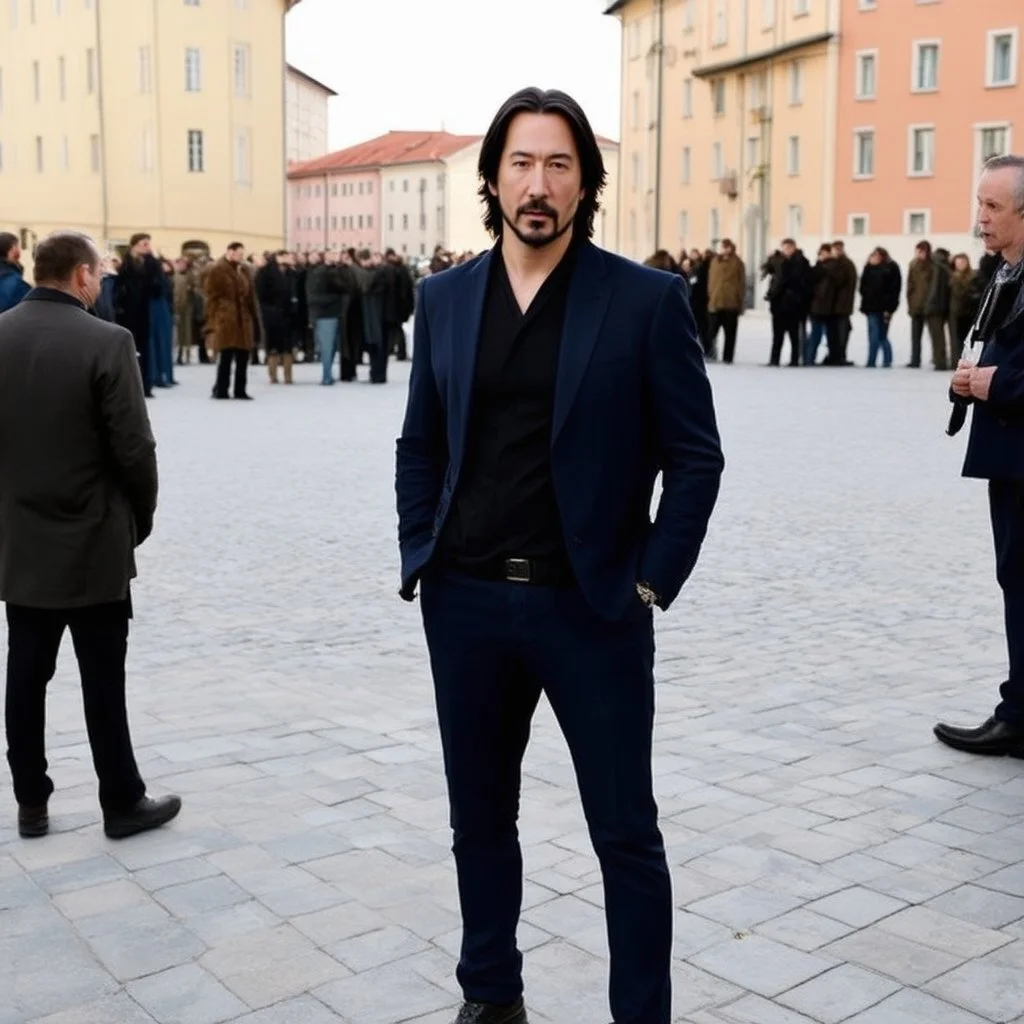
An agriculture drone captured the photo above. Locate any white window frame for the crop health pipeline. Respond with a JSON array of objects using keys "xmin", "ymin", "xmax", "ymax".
[
  {"xmin": 712, "ymin": 141, "xmax": 723, "ymax": 179},
  {"xmin": 911, "ymin": 39, "xmax": 940, "ymax": 93},
  {"xmin": 855, "ymin": 48, "xmax": 877, "ymax": 100},
  {"xmin": 787, "ymin": 204, "xmax": 803, "ymax": 236},
  {"xmin": 138, "ymin": 45, "xmax": 152, "ymax": 94},
  {"xmin": 793, "ymin": 0, "xmax": 809, "ymax": 15},
  {"xmin": 713, "ymin": 0, "xmax": 727, "ymax": 46},
  {"xmin": 712, "ymin": 78, "xmax": 726, "ymax": 115},
  {"xmin": 904, "ymin": 209, "xmax": 931, "ymax": 235},
  {"xmin": 787, "ymin": 135, "xmax": 800, "ymax": 176},
  {"xmin": 847, "ymin": 213, "xmax": 870, "ymax": 236},
  {"xmin": 788, "ymin": 60, "xmax": 804, "ymax": 104},
  {"xmin": 682, "ymin": 78, "xmax": 693, "ymax": 119},
  {"xmin": 762, "ymin": 0, "xmax": 775, "ymax": 30},
  {"xmin": 682, "ymin": 0, "xmax": 694, "ymax": 33},
  {"xmin": 986, "ymin": 28, "xmax": 1019, "ymax": 89},
  {"xmin": 32, "ymin": 59, "xmax": 40, "ymax": 102},
  {"xmin": 233, "ymin": 42, "xmax": 250, "ymax": 98},
  {"xmin": 34, "ymin": 135, "xmax": 43, "ymax": 172},
  {"xmin": 907, "ymin": 123, "xmax": 936, "ymax": 177},
  {"xmin": 858, "ymin": 0, "xmax": 876, "ymax": 8},
  {"xmin": 58, "ymin": 56, "xmax": 66, "ymax": 101},
  {"xmin": 185, "ymin": 47, "xmax": 202, "ymax": 93},
  {"xmin": 681, "ymin": 146, "xmax": 691, "ymax": 184},
  {"xmin": 709, "ymin": 208, "xmax": 721, "ymax": 245},
  {"xmin": 187, "ymin": 128, "xmax": 204, "ymax": 173},
  {"xmin": 746, "ymin": 136, "xmax": 759, "ymax": 168},
  {"xmin": 852, "ymin": 126, "xmax": 875, "ymax": 180}
]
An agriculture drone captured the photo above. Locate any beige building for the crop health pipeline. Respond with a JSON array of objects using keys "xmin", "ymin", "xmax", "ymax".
[
  {"xmin": 285, "ymin": 63, "xmax": 335, "ymax": 165},
  {"xmin": 608, "ymin": 0, "xmax": 838, "ymax": 300},
  {"xmin": 0, "ymin": 0, "xmax": 301, "ymax": 262}
]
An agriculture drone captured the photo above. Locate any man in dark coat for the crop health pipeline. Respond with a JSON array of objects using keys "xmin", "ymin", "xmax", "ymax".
[
  {"xmin": 767, "ymin": 240, "xmax": 811, "ymax": 366},
  {"xmin": 114, "ymin": 233, "xmax": 162, "ymax": 398},
  {"xmin": 256, "ymin": 251, "xmax": 297, "ymax": 384},
  {"xmin": 828, "ymin": 240, "xmax": 859, "ymax": 365},
  {"xmin": 0, "ymin": 231, "xmax": 180, "ymax": 840},
  {"xmin": 383, "ymin": 249, "xmax": 415, "ymax": 362}
]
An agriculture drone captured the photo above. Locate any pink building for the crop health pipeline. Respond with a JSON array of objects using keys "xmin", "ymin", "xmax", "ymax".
[
  {"xmin": 287, "ymin": 131, "xmax": 478, "ymax": 252},
  {"xmin": 834, "ymin": 0, "xmax": 1021, "ymax": 265}
]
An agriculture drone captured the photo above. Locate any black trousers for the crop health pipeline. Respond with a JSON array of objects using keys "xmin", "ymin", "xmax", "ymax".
[
  {"xmin": 770, "ymin": 314, "xmax": 802, "ymax": 365},
  {"xmin": 5, "ymin": 601, "xmax": 145, "ymax": 812},
  {"xmin": 909, "ymin": 314, "xmax": 926, "ymax": 367},
  {"xmin": 421, "ymin": 572, "xmax": 671, "ymax": 1024},
  {"xmin": 387, "ymin": 324, "xmax": 407, "ymax": 360},
  {"xmin": 990, "ymin": 482, "xmax": 1024, "ymax": 726},
  {"xmin": 708, "ymin": 310, "xmax": 739, "ymax": 364},
  {"xmin": 214, "ymin": 349, "xmax": 250, "ymax": 398}
]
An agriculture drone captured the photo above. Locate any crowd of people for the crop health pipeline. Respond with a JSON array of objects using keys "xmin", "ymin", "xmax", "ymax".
[
  {"xmin": 0, "ymin": 231, "xmax": 424, "ymax": 399},
  {"xmin": 646, "ymin": 238, "xmax": 1000, "ymax": 371}
]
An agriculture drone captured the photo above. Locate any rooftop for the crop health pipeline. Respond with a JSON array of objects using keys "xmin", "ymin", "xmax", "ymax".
[
  {"xmin": 286, "ymin": 64, "xmax": 337, "ymax": 97},
  {"xmin": 288, "ymin": 131, "xmax": 482, "ymax": 178}
]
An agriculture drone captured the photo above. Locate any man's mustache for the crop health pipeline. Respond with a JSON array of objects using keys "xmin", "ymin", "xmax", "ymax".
[{"xmin": 517, "ymin": 202, "xmax": 557, "ymax": 219}]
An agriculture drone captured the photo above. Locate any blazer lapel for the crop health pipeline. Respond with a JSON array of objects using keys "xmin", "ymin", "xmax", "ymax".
[
  {"xmin": 449, "ymin": 249, "xmax": 491, "ymax": 474},
  {"xmin": 552, "ymin": 243, "xmax": 611, "ymax": 442}
]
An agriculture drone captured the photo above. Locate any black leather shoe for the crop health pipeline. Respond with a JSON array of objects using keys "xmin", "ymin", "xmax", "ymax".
[
  {"xmin": 234, "ymin": 394, "xmax": 254, "ymax": 401},
  {"xmin": 452, "ymin": 999, "xmax": 527, "ymax": 1024},
  {"xmin": 934, "ymin": 716, "xmax": 1024, "ymax": 757},
  {"xmin": 18, "ymin": 803, "xmax": 48, "ymax": 838},
  {"xmin": 104, "ymin": 795, "xmax": 182, "ymax": 839}
]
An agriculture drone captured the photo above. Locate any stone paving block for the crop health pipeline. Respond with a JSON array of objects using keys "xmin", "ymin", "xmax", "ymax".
[
  {"xmin": 805, "ymin": 886, "xmax": 907, "ymax": 927},
  {"xmin": 132, "ymin": 855, "xmax": 223, "ymax": 892},
  {"xmin": 223, "ymin": 994, "xmax": 345, "ymax": 1024},
  {"xmin": 877, "ymin": 905, "xmax": 1013, "ymax": 959},
  {"xmin": 26, "ymin": 994, "xmax": 156, "ymax": 1023},
  {"xmin": 715, "ymin": 994, "xmax": 821, "ymax": 1024},
  {"xmin": 926, "ymin": 883, "xmax": 1024, "ymax": 930},
  {"xmin": 691, "ymin": 936, "xmax": 833, "ymax": 998},
  {"xmin": 819, "ymin": 928, "xmax": 968, "ymax": 986},
  {"xmin": 88, "ymin": 917, "xmax": 208, "ymax": 982},
  {"xmin": 183, "ymin": 900, "xmax": 282, "ymax": 947},
  {"xmin": 218, "ymin": 949, "xmax": 348, "ymax": 1010},
  {"xmin": 28, "ymin": 855, "xmax": 125, "ymax": 895},
  {"xmin": 755, "ymin": 908, "xmax": 855, "ymax": 952},
  {"xmin": 53, "ymin": 878, "xmax": 150, "ymax": 920},
  {"xmin": 776, "ymin": 964, "xmax": 901, "ymax": 1023},
  {"xmin": 688, "ymin": 885, "xmax": 805, "ymax": 930},
  {"xmin": 314, "ymin": 960, "xmax": 453, "ymax": 1024},
  {"xmin": 925, "ymin": 954, "xmax": 1024, "ymax": 1023},
  {"xmin": 154, "ymin": 875, "xmax": 252, "ymax": 917},
  {"xmin": 128, "ymin": 963, "xmax": 247, "ymax": 1024},
  {"xmin": 977, "ymin": 862, "xmax": 1024, "ymax": 898},
  {"xmin": 673, "ymin": 910, "xmax": 736, "ymax": 957},
  {"xmin": 327, "ymin": 924, "xmax": 430, "ymax": 973},
  {"xmin": 843, "ymin": 988, "xmax": 993, "ymax": 1024}
]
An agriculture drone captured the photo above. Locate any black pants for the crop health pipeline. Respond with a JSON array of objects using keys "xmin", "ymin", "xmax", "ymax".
[
  {"xmin": 909, "ymin": 314, "xmax": 926, "ymax": 367},
  {"xmin": 708, "ymin": 311, "xmax": 739, "ymax": 364},
  {"xmin": 421, "ymin": 572, "xmax": 671, "ymax": 1023},
  {"xmin": 5, "ymin": 601, "xmax": 145, "ymax": 812},
  {"xmin": 770, "ymin": 314, "xmax": 802, "ymax": 366},
  {"xmin": 214, "ymin": 349, "xmax": 250, "ymax": 398},
  {"xmin": 990, "ymin": 482, "xmax": 1024, "ymax": 726},
  {"xmin": 387, "ymin": 324, "xmax": 407, "ymax": 360}
]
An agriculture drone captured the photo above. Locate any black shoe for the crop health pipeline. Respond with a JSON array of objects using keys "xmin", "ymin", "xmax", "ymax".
[
  {"xmin": 452, "ymin": 999, "xmax": 527, "ymax": 1024},
  {"xmin": 18, "ymin": 803, "xmax": 48, "ymax": 838},
  {"xmin": 104, "ymin": 795, "xmax": 182, "ymax": 839},
  {"xmin": 933, "ymin": 716, "xmax": 1024, "ymax": 757},
  {"xmin": 234, "ymin": 394, "xmax": 254, "ymax": 401}
]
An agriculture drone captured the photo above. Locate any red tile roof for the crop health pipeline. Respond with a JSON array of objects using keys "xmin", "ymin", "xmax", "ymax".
[{"xmin": 288, "ymin": 131, "xmax": 481, "ymax": 179}]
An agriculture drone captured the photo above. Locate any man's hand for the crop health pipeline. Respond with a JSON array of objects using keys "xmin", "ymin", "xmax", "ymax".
[
  {"xmin": 969, "ymin": 365, "xmax": 997, "ymax": 402},
  {"xmin": 951, "ymin": 360, "xmax": 973, "ymax": 397}
]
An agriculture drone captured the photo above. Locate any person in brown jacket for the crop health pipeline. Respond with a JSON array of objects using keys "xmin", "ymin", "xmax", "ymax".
[
  {"xmin": 707, "ymin": 239, "xmax": 746, "ymax": 364},
  {"xmin": 905, "ymin": 241, "xmax": 935, "ymax": 368},
  {"xmin": 827, "ymin": 241, "xmax": 858, "ymax": 365},
  {"xmin": 172, "ymin": 258, "xmax": 193, "ymax": 365},
  {"xmin": 204, "ymin": 242, "xmax": 259, "ymax": 400}
]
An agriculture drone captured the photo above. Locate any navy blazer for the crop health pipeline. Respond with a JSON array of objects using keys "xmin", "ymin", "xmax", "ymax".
[
  {"xmin": 395, "ymin": 241, "xmax": 724, "ymax": 621},
  {"xmin": 961, "ymin": 273, "xmax": 1024, "ymax": 481}
]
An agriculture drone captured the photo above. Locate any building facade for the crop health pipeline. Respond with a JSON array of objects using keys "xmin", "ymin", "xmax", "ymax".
[
  {"xmin": 286, "ymin": 132, "xmax": 484, "ymax": 255},
  {"xmin": 608, "ymin": 0, "xmax": 1022, "ymax": 283},
  {"xmin": 609, "ymin": 0, "xmax": 838, "ymax": 296},
  {"xmin": 834, "ymin": 0, "xmax": 1020, "ymax": 269},
  {"xmin": 0, "ymin": 0, "xmax": 298, "ymax": 262},
  {"xmin": 285, "ymin": 63, "xmax": 335, "ymax": 165}
]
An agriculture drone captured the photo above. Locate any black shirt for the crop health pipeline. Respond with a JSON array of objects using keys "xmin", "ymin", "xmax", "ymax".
[{"xmin": 440, "ymin": 242, "xmax": 577, "ymax": 569}]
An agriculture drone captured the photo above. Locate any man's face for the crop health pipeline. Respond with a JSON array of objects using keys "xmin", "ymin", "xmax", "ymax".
[
  {"xmin": 832, "ymin": 244, "xmax": 844, "ymax": 258},
  {"xmin": 132, "ymin": 238, "xmax": 151, "ymax": 258},
  {"xmin": 977, "ymin": 167, "xmax": 1024, "ymax": 257},
  {"xmin": 226, "ymin": 247, "xmax": 244, "ymax": 264},
  {"xmin": 781, "ymin": 242, "xmax": 796, "ymax": 258},
  {"xmin": 720, "ymin": 243, "xmax": 733, "ymax": 258},
  {"xmin": 914, "ymin": 246, "xmax": 929, "ymax": 262},
  {"xmin": 489, "ymin": 112, "xmax": 584, "ymax": 250}
]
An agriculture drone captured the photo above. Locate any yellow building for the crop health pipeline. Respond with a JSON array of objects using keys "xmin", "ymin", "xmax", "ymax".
[
  {"xmin": 607, "ymin": 0, "xmax": 839, "ymax": 295},
  {"xmin": 0, "ymin": 0, "xmax": 301, "ymax": 261}
]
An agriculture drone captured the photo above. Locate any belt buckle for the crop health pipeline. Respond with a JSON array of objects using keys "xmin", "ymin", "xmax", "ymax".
[{"xmin": 505, "ymin": 558, "xmax": 532, "ymax": 583}]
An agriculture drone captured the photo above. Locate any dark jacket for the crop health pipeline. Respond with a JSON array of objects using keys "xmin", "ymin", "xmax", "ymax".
[
  {"xmin": 950, "ymin": 268, "xmax": 983, "ymax": 328},
  {"xmin": 810, "ymin": 260, "xmax": 836, "ymax": 318},
  {"xmin": 925, "ymin": 253, "xmax": 952, "ymax": 318},
  {"xmin": 958, "ymin": 265, "xmax": 1024, "ymax": 479},
  {"xmin": 831, "ymin": 254, "xmax": 858, "ymax": 317},
  {"xmin": 93, "ymin": 274, "xmax": 118, "ymax": 323},
  {"xmin": 859, "ymin": 261, "xmax": 901, "ymax": 315},
  {"xmin": 114, "ymin": 254, "xmax": 162, "ymax": 339},
  {"xmin": 383, "ymin": 261, "xmax": 415, "ymax": 327},
  {"xmin": 769, "ymin": 251, "xmax": 812, "ymax": 318},
  {"xmin": 255, "ymin": 262, "xmax": 294, "ymax": 319},
  {"xmin": 396, "ymin": 242, "xmax": 724, "ymax": 620},
  {"xmin": 0, "ymin": 289, "xmax": 157, "ymax": 608},
  {"xmin": 305, "ymin": 263, "xmax": 354, "ymax": 320},
  {"xmin": 907, "ymin": 258, "xmax": 934, "ymax": 317},
  {"xmin": 0, "ymin": 261, "xmax": 31, "ymax": 312}
]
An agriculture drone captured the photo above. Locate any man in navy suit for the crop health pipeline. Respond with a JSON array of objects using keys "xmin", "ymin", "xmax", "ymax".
[
  {"xmin": 396, "ymin": 87, "xmax": 724, "ymax": 1024},
  {"xmin": 937, "ymin": 155, "xmax": 1024, "ymax": 756}
]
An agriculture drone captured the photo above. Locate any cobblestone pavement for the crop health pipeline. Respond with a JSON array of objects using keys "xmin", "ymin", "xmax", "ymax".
[{"xmin": 3, "ymin": 314, "xmax": 1024, "ymax": 1024}]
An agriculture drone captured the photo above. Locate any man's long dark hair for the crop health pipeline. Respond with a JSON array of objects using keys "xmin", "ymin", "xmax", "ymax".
[{"xmin": 478, "ymin": 87, "xmax": 607, "ymax": 240}]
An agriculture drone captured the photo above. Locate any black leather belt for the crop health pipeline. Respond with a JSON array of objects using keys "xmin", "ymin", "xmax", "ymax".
[{"xmin": 446, "ymin": 556, "xmax": 573, "ymax": 587}]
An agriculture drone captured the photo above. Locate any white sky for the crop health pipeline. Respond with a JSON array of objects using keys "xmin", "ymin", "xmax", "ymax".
[{"xmin": 285, "ymin": 0, "xmax": 623, "ymax": 150}]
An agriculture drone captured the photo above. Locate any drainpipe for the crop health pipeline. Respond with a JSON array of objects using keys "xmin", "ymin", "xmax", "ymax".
[{"xmin": 94, "ymin": 0, "xmax": 109, "ymax": 245}]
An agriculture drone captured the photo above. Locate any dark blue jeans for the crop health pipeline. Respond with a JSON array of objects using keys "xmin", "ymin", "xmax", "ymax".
[
  {"xmin": 420, "ymin": 570, "xmax": 672, "ymax": 1024},
  {"xmin": 803, "ymin": 317, "xmax": 829, "ymax": 366},
  {"xmin": 865, "ymin": 313, "xmax": 892, "ymax": 367},
  {"xmin": 990, "ymin": 482, "xmax": 1024, "ymax": 726}
]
